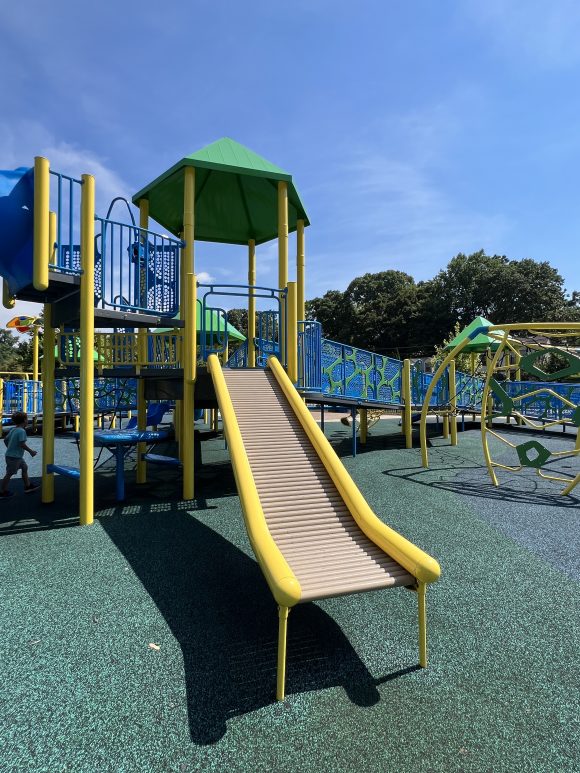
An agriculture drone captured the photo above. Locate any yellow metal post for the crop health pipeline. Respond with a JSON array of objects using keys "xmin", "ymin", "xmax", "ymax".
[
  {"xmin": 182, "ymin": 273, "xmax": 196, "ymax": 500},
  {"xmin": 42, "ymin": 304, "xmax": 55, "ymax": 503},
  {"xmin": 2, "ymin": 280, "xmax": 15, "ymax": 310},
  {"xmin": 79, "ymin": 173, "xmax": 95, "ymax": 526},
  {"xmin": 276, "ymin": 606, "xmax": 289, "ymax": 701},
  {"xmin": 32, "ymin": 327, "xmax": 40, "ymax": 382},
  {"xmin": 449, "ymin": 360, "xmax": 458, "ymax": 446},
  {"xmin": 248, "ymin": 239, "xmax": 256, "ymax": 368},
  {"xmin": 287, "ymin": 282, "xmax": 298, "ymax": 383},
  {"xmin": 278, "ymin": 181, "xmax": 288, "ymax": 364},
  {"xmin": 442, "ymin": 413, "xmax": 449, "ymax": 439},
  {"xmin": 360, "ymin": 408, "xmax": 368, "ymax": 444},
  {"xmin": 33, "ymin": 157, "xmax": 50, "ymax": 292},
  {"xmin": 418, "ymin": 582, "xmax": 428, "ymax": 667},
  {"xmin": 136, "ymin": 328, "xmax": 148, "ymax": 484},
  {"xmin": 0, "ymin": 379, "xmax": 3, "ymax": 420},
  {"xmin": 296, "ymin": 219, "xmax": 305, "ymax": 323},
  {"xmin": 182, "ymin": 168, "xmax": 196, "ymax": 500},
  {"xmin": 402, "ymin": 358, "xmax": 412, "ymax": 448}
]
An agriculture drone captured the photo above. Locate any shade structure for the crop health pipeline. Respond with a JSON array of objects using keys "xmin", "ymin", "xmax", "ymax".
[
  {"xmin": 444, "ymin": 316, "xmax": 511, "ymax": 353},
  {"xmin": 132, "ymin": 138, "xmax": 309, "ymax": 245},
  {"xmin": 155, "ymin": 307, "xmax": 246, "ymax": 342}
]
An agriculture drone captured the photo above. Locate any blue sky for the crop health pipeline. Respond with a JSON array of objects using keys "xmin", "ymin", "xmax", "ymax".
[{"xmin": 1, "ymin": 0, "xmax": 580, "ymax": 327}]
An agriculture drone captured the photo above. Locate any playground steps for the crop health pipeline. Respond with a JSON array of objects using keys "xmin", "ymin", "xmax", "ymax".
[{"xmin": 223, "ymin": 369, "xmax": 414, "ymax": 601}]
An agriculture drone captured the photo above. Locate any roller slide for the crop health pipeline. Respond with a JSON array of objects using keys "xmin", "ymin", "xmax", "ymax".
[{"xmin": 208, "ymin": 356, "xmax": 440, "ymax": 606}]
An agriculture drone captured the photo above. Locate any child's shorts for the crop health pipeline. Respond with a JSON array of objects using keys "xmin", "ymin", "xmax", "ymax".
[{"xmin": 6, "ymin": 457, "xmax": 27, "ymax": 476}]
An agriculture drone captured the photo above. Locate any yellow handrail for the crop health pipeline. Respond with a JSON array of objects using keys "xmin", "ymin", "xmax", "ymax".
[
  {"xmin": 207, "ymin": 354, "xmax": 302, "ymax": 607},
  {"xmin": 268, "ymin": 356, "xmax": 441, "ymax": 585}
]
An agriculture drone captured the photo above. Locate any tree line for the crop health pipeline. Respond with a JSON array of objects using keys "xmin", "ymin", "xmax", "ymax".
[{"xmin": 305, "ymin": 251, "xmax": 580, "ymax": 357}]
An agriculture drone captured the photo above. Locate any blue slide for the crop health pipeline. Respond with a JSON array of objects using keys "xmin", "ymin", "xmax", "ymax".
[{"xmin": 0, "ymin": 166, "xmax": 34, "ymax": 294}]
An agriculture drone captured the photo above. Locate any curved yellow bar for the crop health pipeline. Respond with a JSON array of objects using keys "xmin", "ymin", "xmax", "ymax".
[
  {"xmin": 207, "ymin": 355, "xmax": 302, "ymax": 607},
  {"xmin": 267, "ymin": 356, "xmax": 441, "ymax": 585}
]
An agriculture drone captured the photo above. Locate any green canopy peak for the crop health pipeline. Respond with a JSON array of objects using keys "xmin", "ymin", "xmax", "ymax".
[{"xmin": 132, "ymin": 138, "xmax": 309, "ymax": 246}]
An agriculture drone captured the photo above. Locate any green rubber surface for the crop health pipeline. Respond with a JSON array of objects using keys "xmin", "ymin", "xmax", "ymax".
[{"xmin": 1, "ymin": 421, "xmax": 578, "ymax": 772}]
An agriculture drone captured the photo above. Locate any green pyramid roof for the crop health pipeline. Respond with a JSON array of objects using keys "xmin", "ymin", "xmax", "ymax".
[
  {"xmin": 444, "ymin": 316, "xmax": 508, "ymax": 353},
  {"xmin": 133, "ymin": 138, "xmax": 309, "ymax": 246}
]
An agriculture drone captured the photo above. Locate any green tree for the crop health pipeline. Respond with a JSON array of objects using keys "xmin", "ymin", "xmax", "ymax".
[{"xmin": 0, "ymin": 330, "xmax": 23, "ymax": 372}]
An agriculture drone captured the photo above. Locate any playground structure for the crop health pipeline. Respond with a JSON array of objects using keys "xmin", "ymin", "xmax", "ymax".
[
  {"xmin": 0, "ymin": 138, "xmax": 443, "ymax": 700},
  {"xmin": 421, "ymin": 321, "xmax": 580, "ymax": 495}
]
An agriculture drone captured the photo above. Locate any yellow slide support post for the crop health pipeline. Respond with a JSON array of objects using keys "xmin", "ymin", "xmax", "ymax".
[
  {"xmin": 79, "ymin": 174, "xmax": 95, "ymax": 526},
  {"xmin": 248, "ymin": 239, "xmax": 256, "ymax": 368},
  {"xmin": 33, "ymin": 157, "xmax": 50, "ymax": 292},
  {"xmin": 41, "ymin": 304, "xmax": 55, "ymax": 503}
]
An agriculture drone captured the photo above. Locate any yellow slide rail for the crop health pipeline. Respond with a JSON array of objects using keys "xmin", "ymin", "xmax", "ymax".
[
  {"xmin": 268, "ymin": 356, "xmax": 441, "ymax": 586},
  {"xmin": 207, "ymin": 354, "xmax": 302, "ymax": 607}
]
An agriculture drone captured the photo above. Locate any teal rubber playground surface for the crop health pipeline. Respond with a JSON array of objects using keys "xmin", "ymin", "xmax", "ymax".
[{"xmin": 1, "ymin": 420, "xmax": 579, "ymax": 772}]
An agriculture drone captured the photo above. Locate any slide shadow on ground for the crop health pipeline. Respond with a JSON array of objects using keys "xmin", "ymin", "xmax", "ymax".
[{"xmin": 100, "ymin": 506, "xmax": 416, "ymax": 745}]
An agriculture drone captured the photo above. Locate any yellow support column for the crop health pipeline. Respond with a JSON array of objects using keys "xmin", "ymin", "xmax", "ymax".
[
  {"xmin": 136, "ymin": 328, "xmax": 148, "ymax": 484},
  {"xmin": 248, "ymin": 239, "xmax": 256, "ymax": 368},
  {"xmin": 418, "ymin": 582, "xmax": 428, "ymax": 668},
  {"xmin": 2, "ymin": 279, "xmax": 15, "ymax": 310},
  {"xmin": 287, "ymin": 282, "xmax": 298, "ymax": 383},
  {"xmin": 278, "ymin": 181, "xmax": 288, "ymax": 364},
  {"xmin": 32, "ymin": 327, "xmax": 40, "ymax": 382},
  {"xmin": 42, "ymin": 304, "xmax": 55, "ymax": 503},
  {"xmin": 182, "ymin": 168, "xmax": 196, "ymax": 500},
  {"xmin": 182, "ymin": 273, "xmax": 197, "ymax": 500},
  {"xmin": 360, "ymin": 408, "xmax": 368, "ymax": 444},
  {"xmin": 276, "ymin": 606, "xmax": 289, "ymax": 701},
  {"xmin": 0, "ymin": 379, "xmax": 3, "ymax": 422},
  {"xmin": 402, "ymin": 359, "xmax": 413, "ymax": 448},
  {"xmin": 296, "ymin": 219, "xmax": 305, "ymax": 323},
  {"xmin": 449, "ymin": 360, "xmax": 458, "ymax": 446},
  {"xmin": 79, "ymin": 173, "xmax": 95, "ymax": 526},
  {"xmin": 442, "ymin": 413, "xmax": 449, "ymax": 439},
  {"xmin": 33, "ymin": 156, "xmax": 50, "ymax": 292}
]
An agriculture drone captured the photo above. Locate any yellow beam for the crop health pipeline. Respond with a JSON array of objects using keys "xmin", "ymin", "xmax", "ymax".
[
  {"xmin": 2, "ymin": 280, "xmax": 15, "ymax": 310},
  {"xmin": 32, "ymin": 328, "xmax": 40, "ymax": 382},
  {"xmin": 360, "ymin": 408, "xmax": 368, "ymax": 444},
  {"xmin": 278, "ymin": 181, "xmax": 288, "ymax": 363},
  {"xmin": 41, "ymin": 304, "xmax": 55, "ymax": 503},
  {"xmin": 136, "ymin": 329, "xmax": 148, "ymax": 484},
  {"xmin": 182, "ymin": 273, "xmax": 196, "ymax": 500},
  {"xmin": 33, "ymin": 157, "xmax": 50, "ymax": 292},
  {"xmin": 79, "ymin": 173, "xmax": 95, "ymax": 526},
  {"xmin": 449, "ymin": 360, "xmax": 457, "ymax": 446},
  {"xmin": 402, "ymin": 359, "xmax": 412, "ymax": 448},
  {"xmin": 277, "ymin": 606, "xmax": 289, "ymax": 701},
  {"xmin": 296, "ymin": 219, "xmax": 305, "ymax": 322},
  {"xmin": 182, "ymin": 169, "xmax": 196, "ymax": 501},
  {"xmin": 248, "ymin": 239, "xmax": 256, "ymax": 368},
  {"xmin": 287, "ymin": 281, "xmax": 298, "ymax": 383}
]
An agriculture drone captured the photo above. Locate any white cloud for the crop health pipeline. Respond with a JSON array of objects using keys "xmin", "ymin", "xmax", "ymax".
[{"xmin": 196, "ymin": 271, "xmax": 215, "ymax": 284}]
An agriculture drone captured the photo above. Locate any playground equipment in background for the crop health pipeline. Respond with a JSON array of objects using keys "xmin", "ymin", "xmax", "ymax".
[{"xmin": 421, "ymin": 321, "xmax": 580, "ymax": 496}]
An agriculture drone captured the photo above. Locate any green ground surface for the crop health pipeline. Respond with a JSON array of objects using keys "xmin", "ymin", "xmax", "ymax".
[{"xmin": 1, "ymin": 420, "xmax": 579, "ymax": 772}]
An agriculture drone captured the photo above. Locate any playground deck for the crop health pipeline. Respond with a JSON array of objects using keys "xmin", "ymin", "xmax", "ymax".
[{"xmin": 1, "ymin": 421, "xmax": 578, "ymax": 773}]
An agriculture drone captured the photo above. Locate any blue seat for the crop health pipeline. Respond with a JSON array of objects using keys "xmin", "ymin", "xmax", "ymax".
[
  {"xmin": 142, "ymin": 453, "xmax": 181, "ymax": 468},
  {"xmin": 47, "ymin": 464, "xmax": 81, "ymax": 480},
  {"xmin": 126, "ymin": 402, "xmax": 170, "ymax": 430}
]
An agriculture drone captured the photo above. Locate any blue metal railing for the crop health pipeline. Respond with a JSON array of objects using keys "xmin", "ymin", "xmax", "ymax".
[
  {"xmin": 225, "ymin": 341, "xmax": 248, "ymax": 368},
  {"xmin": 49, "ymin": 170, "xmax": 83, "ymax": 275},
  {"xmin": 297, "ymin": 321, "xmax": 322, "ymax": 391},
  {"xmin": 320, "ymin": 339, "xmax": 403, "ymax": 404},
  {"xmin": 95, "ymin": 217, "xmax": 182, "ymax": 316},
  {"xmin": 198, "ymin": 283, "xmax": 287, "ymax": 366}
]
